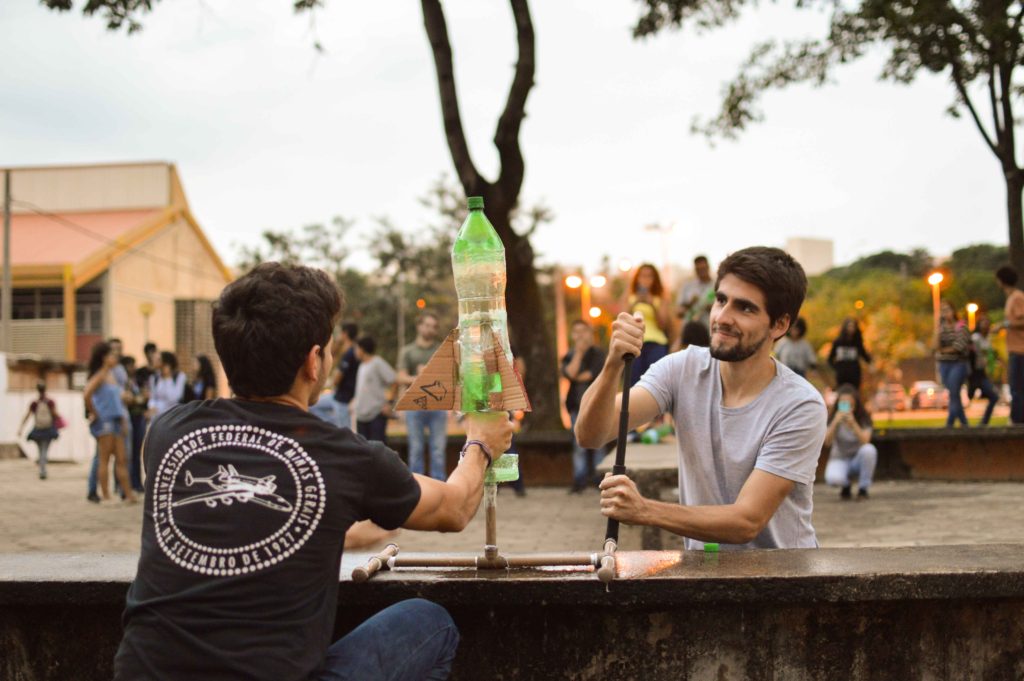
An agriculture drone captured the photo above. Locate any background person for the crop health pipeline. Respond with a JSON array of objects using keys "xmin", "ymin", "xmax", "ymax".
[
  {"xmin": 561, "ymin": 320, "xmax": 606, "ymax": 493},
  {"xmin": 19, "ymin": 382, "xmax": 61, "ymax": 480},
  {"xmin": 827, "ymin": 318, "xmax": 872, "ymax": 391},
  {"xmin": 148, "ymin": 351, "xmax": 187, "ymax": 419},
  {"xmin": 353, "ymin": 336, "xmax": 396, "ymax": 444},
  {"xmin": 185, "ymin": 354, "xmax": 218, "ymax": 402},
  {"xmin": 331, "ymin": 323, "xmax": 360, "ymax": 429},
  {"xmin": 83, "ymin": 342, "xmax": 137, "ymax": 504},
  {"xmin": 679, "ymin": 319, "xmax": 711, "ymax": 349},
  {"xmin": 625, "ymin": 263, "xmax": 672, "ymax": 387},
  {"xmin": 775, "ymin": 317, "xmax": 818, "ymax": 380},
  {"xmin": 968, "ymin": 315, "xmax": 1000, "ymax": 426},
  {"xmin": 676, "ymin": 254, "xmax": 715, "ymax": 333},
  {"xmin": 823, "ymin": 384, "xmax": 877, "ymax": 500},
  {"xmin": 936, "ymin": 301, "xmax": 971, "ymax": 428},
  {"xmin": 87, "ymin": 337, "xmax": 131, "ymax": 503},
  {"xmin": 397, "ymin": 312, "xmax": 449, "ymax": 480},
  {"xmin": 121, "ymin": 356, "xmax": 148, "ymax": 493},
  {"xmin": 995, "ymin": 265, "xmax": 1024, "ymax": 424}
]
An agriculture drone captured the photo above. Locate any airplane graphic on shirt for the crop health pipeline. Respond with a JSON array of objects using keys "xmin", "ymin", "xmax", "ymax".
[{"xmin": 172, "ymin": 464, "xmax": 294, "ymax": 513}]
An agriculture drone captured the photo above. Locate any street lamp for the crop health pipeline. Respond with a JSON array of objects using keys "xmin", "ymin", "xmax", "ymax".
[
  {"xmin": 927, "ymin": 272, "xmax": 944, "ymax": 331},
  {"xmin": 966, "ymin": 302, "xmax": 979, "ymax": 331}
]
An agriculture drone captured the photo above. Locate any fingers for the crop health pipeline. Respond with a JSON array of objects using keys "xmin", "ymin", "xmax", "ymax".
[{"xmin": 609, "ymin": 313, "xmax": 644, "ymax": 365}]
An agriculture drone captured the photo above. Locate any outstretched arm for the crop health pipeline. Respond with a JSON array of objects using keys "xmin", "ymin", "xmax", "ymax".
[{"xmin": 599, "ymin": 469, "xmax": 795, "ymax": 545}]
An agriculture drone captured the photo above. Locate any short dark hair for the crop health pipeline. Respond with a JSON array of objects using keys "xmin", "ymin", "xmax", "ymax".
[
  {"xmin": 996, "ymin": 265, "xmax": 1019, "ymax": 287},
  {"xmin": 160, "ymin": 351, "xmax": 179, "ymax": 374},
  {"xmin": 357, "ymin": 336, "xmax": 377, "ymax": 355},
  {"xmin": 694, "ymin": 255, "xmax": 709, "ymax": 266},
  {"xmin": 107, "ymin": 337, "xmax": 122, "ymax": 346},
  {"xmin": 341, "ymin": 323, "xmax": 359, "ymax": 340},
  {"xmin": 570, "ymin": 319, "xmax": 591, "ymax": 330},
  {"xmin": 143, "ymin": 342, "xmax": 157, "ymax": 355},
  {"xmin": 681, "ymin": 320, "xmax": 710, "ymax": 347},
  {"xmin": 716, "ymin": 247, "xmax": 807, "ymax": 331},
  {"xmin": 213, "ymin": 263, "xmax": 343, "ymax": 398},
  {"xmin": 791, "ymin": 317, "xmax": 808, "ymax": 338},
  {"xmin": 417, "ymin": 312, "xmax": 439, "ymax": 325}
]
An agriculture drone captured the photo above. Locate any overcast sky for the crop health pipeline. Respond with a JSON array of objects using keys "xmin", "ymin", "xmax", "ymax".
[{"xmin": 1, "ymin": 0, "xmax": 1010, "ymax": 278}]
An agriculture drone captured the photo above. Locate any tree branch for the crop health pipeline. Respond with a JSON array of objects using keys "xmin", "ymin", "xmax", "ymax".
[
  {"xmin": 494, "ymin": 0, "xmax": 536, "ymax": 200},
  {"xmin": 421, "ymin": 0, "xmax": 485, "ymax": 194},
  {"xmin": 989, "ymin": 64, "xmax": 1005, "ymax": 143},
  {"xmin": 950, "ymin": 58, "xmax": 1000, "ymax": 158}
]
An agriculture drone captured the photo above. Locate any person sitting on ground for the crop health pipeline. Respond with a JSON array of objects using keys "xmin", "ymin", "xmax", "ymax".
[
  {"xmin": 114, "ymin": 262, "xmax": 513, "ymax": 681},
  {"xmin": 19, "ymin": 382, "xmax": 62, "ymax": 480},
  {"xmin": 577, "ymin": 247, "xmax": 827, "ymax": 550},
  {"xmin": 823, "ymin": 383, "xmax": 877, "ymax": 500}
]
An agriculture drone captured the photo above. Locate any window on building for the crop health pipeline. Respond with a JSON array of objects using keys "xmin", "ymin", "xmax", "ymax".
[
  {"xmin": 12, "ymin": 288, "xmax": 64, "ymax": 320},
  {"xmin": 76, "ymin": 289, "xmax": 103, "ymax": 334}
]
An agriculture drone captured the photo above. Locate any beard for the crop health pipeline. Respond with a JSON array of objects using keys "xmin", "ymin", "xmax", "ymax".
[{"xmin": 709, "ymin": 323, "xmax": 770, "ymax": 362}]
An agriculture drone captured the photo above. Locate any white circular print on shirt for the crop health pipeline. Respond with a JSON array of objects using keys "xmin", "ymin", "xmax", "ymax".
[{"xmin": 151, "ymin": 424, "xmax": 326, "ymax": 577}]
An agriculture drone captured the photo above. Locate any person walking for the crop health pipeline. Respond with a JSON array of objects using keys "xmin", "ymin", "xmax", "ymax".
[
  {"xmin": 84, "ymin": 342, "xmax": 137, "ymax": 504},
  {"xmin": 996, "ymin": 266, "xmax": 1024, "ymax": 424},
  {"xmin": 331, "ymin": 323, "xmax": 360, "ymax": 429},
  {"xmin": 936, "ymin": 301, "xmax": 971, "ymax": 428},
  {"xmin": 827, "ymin": 318, "xmax": 871, "ymax": 390},
  {"xmin": 823, "ymin": 384, "xmax": 877, "ymax": 500},
  {"xmin": 353, "ymin": 337, "xmax": 396, "ymax": 444},
  {"xmin": 397, "ymin": 313, "xmax": 449, "ymax": 480},
  {"xmin": 19, "ymin": 382, "xmax": 62, "ymax": 480},
  {"xmin": 562, "ymin": 320, "xmax": 606, "ymax": 493},
  {"xmin": 968, "ymin": 315, "xmax": 1000, "ymax": 426}
]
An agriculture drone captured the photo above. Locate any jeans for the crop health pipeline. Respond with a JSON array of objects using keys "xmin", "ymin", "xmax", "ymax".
[
  {"xmin": 357, "ymin": 414, "xmax": 388, "ymax": 445},
  {"xmin": 88, "ymin": 420, "xmax": 131, "ymax": 497},
  {"xmin": 968, "ymin": 372, "xmax": 1000, "ymax": 425},
  {"xmin": 310, "ymin": 396, "xmax": 338, "ymax": 424},
  {"xmin": 938, "ymin": 360, "xmax": 969, "ymax": 427},
  {"xmin": 1010, "ymin": 352, "xmax": 1024, "ymax": 425},
  {"xmin": 824, "ymin": 444, "xmax": 878, "ymax": 490},
  {"xmin": 570, "ymin": 410, "xmax": 602, "ymax": 489},
  {"xmin": 335, "ymin": 399, "xmax": 352, "ymax": 430},
  {"xmin": 316, "ymin": 599, "xmax": 458, "ymax": 681},
  {"xmin": 406, "ymin": 411, "xmax": 448, "ymax": 480}
]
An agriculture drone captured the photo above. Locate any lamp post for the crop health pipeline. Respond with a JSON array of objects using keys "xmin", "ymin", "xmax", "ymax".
[
  {"xmin": 927, "ymin": 272, "xmax": 944, "ymax": 331},
  {"xmin": 966, "ymin": 302, "xmax": 979, "ymax": 332}
]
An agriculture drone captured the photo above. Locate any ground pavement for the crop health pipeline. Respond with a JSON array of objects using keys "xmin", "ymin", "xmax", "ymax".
[{"xmin": 2, "ymin": 458, "xmax": 1024, "ymax": 554}]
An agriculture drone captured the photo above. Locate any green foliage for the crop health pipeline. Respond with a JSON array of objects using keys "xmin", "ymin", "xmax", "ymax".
[{"xmin": 825, "ymin": 248, "xmax": 933, "ymax": 280}]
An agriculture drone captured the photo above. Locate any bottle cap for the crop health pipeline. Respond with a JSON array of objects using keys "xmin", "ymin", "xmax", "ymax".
[
  {"xmin": 703, "ymin": 543, "xmax": 719, "ymax": 553},
  {"xmin": 467, "ymin": 196, "xmax": 485, "ymax": 210}
]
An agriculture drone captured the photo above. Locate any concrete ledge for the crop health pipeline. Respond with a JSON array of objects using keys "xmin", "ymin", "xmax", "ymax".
[{"xmin": 2, "ymin": 546, "xmax": 1023, "ymax": 680}]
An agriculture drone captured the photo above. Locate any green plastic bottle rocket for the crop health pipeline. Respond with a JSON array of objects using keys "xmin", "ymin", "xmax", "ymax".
[{"xmin": 452, "ymin": 196, "xmax": 518, "ymax": 484}]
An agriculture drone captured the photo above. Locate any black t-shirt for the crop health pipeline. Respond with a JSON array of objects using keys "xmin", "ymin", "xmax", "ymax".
[
  {"xmin": 333, "ymin": 347, "xmax": 360, "ymax": 404},
  {"xmin": 561, "ymin": 346, "xmax": 606, "ymax": 412},
  {"xmin": 114, "ymin": 399, "xmax": 421, "ymax": 681}
]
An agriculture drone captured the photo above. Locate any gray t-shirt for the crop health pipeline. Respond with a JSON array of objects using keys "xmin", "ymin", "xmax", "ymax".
[
  {"xmin": 774, "ymin": 337, "xmax": 818, "ymax": 374},
  {"xmin": 353, "ymin": 355, "xmax": 396, "ymax": 422},
  {"xmin": 830, "ymin": 422, "xmax": 871, "ymax": 460},
  {"xmin": 637, "ymin": 347, "xmax": 827, "ymax": 550}
]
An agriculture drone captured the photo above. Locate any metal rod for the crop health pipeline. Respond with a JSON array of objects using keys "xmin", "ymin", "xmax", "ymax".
[
  {"xmin": 388, "ymin": 552, "xmax": 600, "ymax": 570},
  {"xmin": 484, "ymin": 483, "xmax": 498, "ymax": 559},
  {"xmin": 351, "ymin": 543, "xmax": 399, "ymax": 582},
  {"xmin": 2, "ymin": 170, "xmax": 11, "ymax": 354},
  {"xmin": 604, "ymin": 354, "xmax": 635, "ymax": 546}
]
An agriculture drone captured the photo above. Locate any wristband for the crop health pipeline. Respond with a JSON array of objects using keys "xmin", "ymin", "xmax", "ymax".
[{"xmin": 460, "ymin": 440, "xmax": 493, "ymax": 468}]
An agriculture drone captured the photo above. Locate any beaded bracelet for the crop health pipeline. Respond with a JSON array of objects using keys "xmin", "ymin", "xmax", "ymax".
[{"xmin": 460, "ymin": 440, "xmax": 493, "ymax": 468}]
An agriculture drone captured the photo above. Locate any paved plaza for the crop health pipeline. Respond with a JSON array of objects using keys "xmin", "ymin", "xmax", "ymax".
[{"xmin": 2, "ymin": 457, "xmax": 1024, "ymax": 555}]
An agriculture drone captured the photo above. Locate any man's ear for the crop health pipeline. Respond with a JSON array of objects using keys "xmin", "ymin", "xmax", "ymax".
[
  {"xmin": 303, "ymin": 345, "xmax": 323, "ymax": 381},
  {"xmin": 771, "ymin": 315, "xmax": 792, "ymax": 343}
]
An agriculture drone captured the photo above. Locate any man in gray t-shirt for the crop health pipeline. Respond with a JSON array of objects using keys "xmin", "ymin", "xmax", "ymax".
[
  {"xmin": 576, "ymin": 247, "xmax": 826, "ymax": 550},
  {"xmin": 353, "ymin": 337, "xmax": 397, "ymax": 444}
]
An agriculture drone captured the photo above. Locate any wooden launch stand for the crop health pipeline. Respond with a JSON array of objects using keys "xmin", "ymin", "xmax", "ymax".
[{"xmin": 352, "ymin": 331, "xmax": 626, "ymax": 583}]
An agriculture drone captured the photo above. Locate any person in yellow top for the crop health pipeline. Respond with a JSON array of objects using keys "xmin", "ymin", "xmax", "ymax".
[{"xmin": 625, "ymin": 263, "xmax": 673, "ymax": 386}]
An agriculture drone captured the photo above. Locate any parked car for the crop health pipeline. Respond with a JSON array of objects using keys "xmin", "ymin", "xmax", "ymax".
[
  {"xmin": 909, "ymin": 381, "xmax": 949, "ymax": 409},
  {"xmin": 872, "ymin": 383, "xmax": 908, "ymax": 412}
]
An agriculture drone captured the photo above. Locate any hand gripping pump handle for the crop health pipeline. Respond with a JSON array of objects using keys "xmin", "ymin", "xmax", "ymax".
[{"xmin": 597, "ymin": 353, "xmax": 634, "ymax": 583}]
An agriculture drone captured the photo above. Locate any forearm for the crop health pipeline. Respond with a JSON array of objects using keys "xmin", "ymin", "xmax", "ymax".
[
  {"xmin": 640, "ymin": 498, "xmax": 761, "ymax": 545},
  {"xmin": 437, "ymin": 445, "xmax": 488, "ymax": 531},
  {"xmin": 575, "ymin": 366, "xmax": 620, "ymax": 448}
]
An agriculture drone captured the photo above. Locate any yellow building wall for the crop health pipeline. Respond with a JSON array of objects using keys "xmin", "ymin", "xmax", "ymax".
[{"xmin": 107, "ymin": 217, "xmax": 231, "ymax": 391}]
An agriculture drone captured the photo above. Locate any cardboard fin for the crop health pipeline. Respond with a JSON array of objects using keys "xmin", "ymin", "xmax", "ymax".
[
  {"xmin": 395, "ymin": 330, "xmax": 459, "ymax": 411},
  {"xmin": 488, "ymin": 330, "xmax": 532, "ymax": 412}
]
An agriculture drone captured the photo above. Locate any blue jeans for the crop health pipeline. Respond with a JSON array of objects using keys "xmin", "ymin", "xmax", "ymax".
[
  {"xmin": 405, "ymin": 411, "xmax": 448, "ymax": 480},
  {"xmin": 824, "ymin": 443, "xmax": 878, "ymax": 490},
  {"xmin": 357, "ymin": 414, "xmax": 388, "ymax": 445},
  {"xmin": 938, "ymin": 360, "xmax": 969, "ymax": 427},
  {"xmin": 570, "ymin": 410, "xmax": 602, "ymax": 489},
  {"xmin": 968, "ymin": 373, "xmax": 1000, "ymax": 425},
  {"xmin": 129, "ymin": 413, "xmax": 147, "ymax": 491},
  {"xmin": 1010, "ymin": 352, "xmax": 1024, "ymax": 425},
  {"xmin": 335, "ymin": 398, "xmax": 352, "ymax": 430},
  {"xmin": 316, "ymin": 599, "xmax": 458, "ymax": 681}
]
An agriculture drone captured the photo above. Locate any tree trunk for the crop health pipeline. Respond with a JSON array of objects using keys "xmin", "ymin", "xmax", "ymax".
[{"xmin": 1007, "ymin": 169, "xmax": 1024, "ymax": 274}]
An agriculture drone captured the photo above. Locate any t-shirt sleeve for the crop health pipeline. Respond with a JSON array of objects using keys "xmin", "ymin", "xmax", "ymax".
[
  {"xmin": 755, "ymin": 395, "xmax": 827, "ymax": 486},
  {"xmin": 635, "ymin": 351, "xmax": 682, "ymax": 415},
  {"xmin": 379, "ymin": 359, "xmax": 396, "ymax": 385},
  {"xmin": 363, "ymin": 443, "xmax": 422, "ymax": 529}
]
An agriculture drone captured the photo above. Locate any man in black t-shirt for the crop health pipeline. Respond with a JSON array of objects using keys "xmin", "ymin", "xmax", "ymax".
[
  {"xmin": 561, "ymin": 320, "xmax": 606, "ymax": 493},
  {"xmin": 331, "ymin": 323, "xmax": 360, "ymax": 429},
  {"xmin": 114, "ymin": 263, "xmax": 512, "ymax": 681}
]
